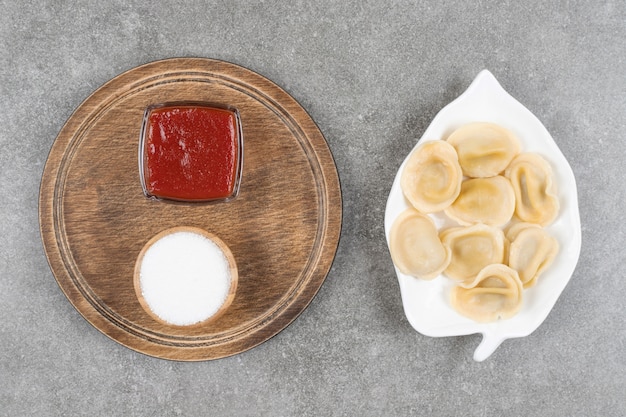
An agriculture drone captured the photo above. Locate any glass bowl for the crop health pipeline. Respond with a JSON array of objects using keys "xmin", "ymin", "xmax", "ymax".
[{"xmin": 139, "ymin": 102, "xmax": 243, "ymax": 203}]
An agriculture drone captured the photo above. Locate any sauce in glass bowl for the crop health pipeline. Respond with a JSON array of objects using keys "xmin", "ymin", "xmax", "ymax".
[{"xmin": 140, "ymin": 103, "xmax": 243, "ymax": 202}]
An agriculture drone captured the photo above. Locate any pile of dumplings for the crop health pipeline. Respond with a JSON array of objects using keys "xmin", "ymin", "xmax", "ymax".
[{"xmin": 389, "ymin": 122, "xmax": 560, "ymax": 323}]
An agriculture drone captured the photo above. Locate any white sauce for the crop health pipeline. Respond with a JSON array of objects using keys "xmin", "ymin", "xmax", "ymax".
[{"xmin": 138, "ymin": 230, "xmax": 232, "ymax": 326}]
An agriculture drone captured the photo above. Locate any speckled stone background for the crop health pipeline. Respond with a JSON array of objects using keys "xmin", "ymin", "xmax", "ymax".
[{"xmin": 1, "ymin": 1, "xmax": 625, "ymax": 416}]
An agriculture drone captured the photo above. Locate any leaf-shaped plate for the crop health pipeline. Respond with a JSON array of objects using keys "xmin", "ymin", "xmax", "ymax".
[{"xmin": 384, "ymin": 70, "xmax": 581, "ymax": 361}]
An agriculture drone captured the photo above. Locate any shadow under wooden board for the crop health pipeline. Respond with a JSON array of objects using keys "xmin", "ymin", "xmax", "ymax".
[{"xmin": 39, "ymin": 58, "xmax": 342, "ymax": 361}]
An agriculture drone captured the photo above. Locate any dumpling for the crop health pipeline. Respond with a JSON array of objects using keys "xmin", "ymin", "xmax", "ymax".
[
  {"xmin": 389, "ymin": 209, "xmax": 451, "ymax": 280},
  {"xmin": 440, "ymin": 224, "xmax": 505, "ymax": 282},
  {"xmin": 506, "ymin": 222, "xmax": 559, "ymax": 288},
  {"xmin": 444, "ymin": 176, "xmax": 515, "ymax": 226},
  {"xmin": 401, "ymin": 140, "xmax": 462, "ymax": 213},
  {"xmin": 446, "ymin": 122, "xmax": 521, "ymax": 178},
  {"xmin": 450, "ymin": 264, "xmax": 523, "ymax": 322},
  {"xmin": 505, "ymin": 153, "xmax": 559, "ymax": 226}
]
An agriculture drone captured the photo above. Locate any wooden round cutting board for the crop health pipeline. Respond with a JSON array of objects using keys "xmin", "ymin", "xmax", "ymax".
[{"xmin": 39, "ymin": 58, "xmax": 342, "ymax": 361}]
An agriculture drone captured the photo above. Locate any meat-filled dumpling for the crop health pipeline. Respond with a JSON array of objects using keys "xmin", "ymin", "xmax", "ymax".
[
  {"xmin": 389, "ymin": 209, "xmax": 451, "ymax": 280},
  {"xmin": 440, "ymin": 224, "xmax": 505, "ymax": 282},
  {"xmin": 446, "ymin": 122, "xmax": 521, "ymax": 178},
  {"xmin": 505, "ymin": 153, "xmax": 559, "ymax": 226},
  {"xmin": 401, "ymin": 140, "xmax": 462, "ymax": 213},
  {"xmin": 451, "ymin": 264, "xmax": 523, "ymax": 322},
  {"xmin": 444, "ymin": 176, "xmax": 515, "ymax": 226},
  {"xmin": 506, "ymin": 222, "xmax": 559, "ymax": 288}
]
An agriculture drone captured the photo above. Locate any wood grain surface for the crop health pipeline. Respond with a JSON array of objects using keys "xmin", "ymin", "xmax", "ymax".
[{"xmin": 39, "ymin": 58, "xmax": 342, "ymax": 361}]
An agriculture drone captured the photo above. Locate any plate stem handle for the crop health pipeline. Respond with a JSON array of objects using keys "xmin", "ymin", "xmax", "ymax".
[{"xmin": 474, "ymin": 333, "xmax": 505, "ymax": 362}]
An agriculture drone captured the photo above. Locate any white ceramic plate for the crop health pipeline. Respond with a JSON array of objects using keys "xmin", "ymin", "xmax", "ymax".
[{"xmin": 384, "ymin": 70, "xmax": 581, "ymax": 361}]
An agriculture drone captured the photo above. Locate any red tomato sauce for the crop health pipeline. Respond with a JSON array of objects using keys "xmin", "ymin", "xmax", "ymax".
[{"xmin": 142, "ymin": 105, "xmax": 241, "ymax": 201}]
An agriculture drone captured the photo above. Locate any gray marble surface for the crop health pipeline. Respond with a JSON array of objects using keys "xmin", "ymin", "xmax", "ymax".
[{"xmin": 1, "ymin": 1, "xmax": 625, "ymax": 416}]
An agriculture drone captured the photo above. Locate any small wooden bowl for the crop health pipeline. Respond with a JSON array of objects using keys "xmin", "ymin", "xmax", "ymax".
[{"xmin": 133, "ymin": 226, "xmax": 238, "ymax": 327}]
